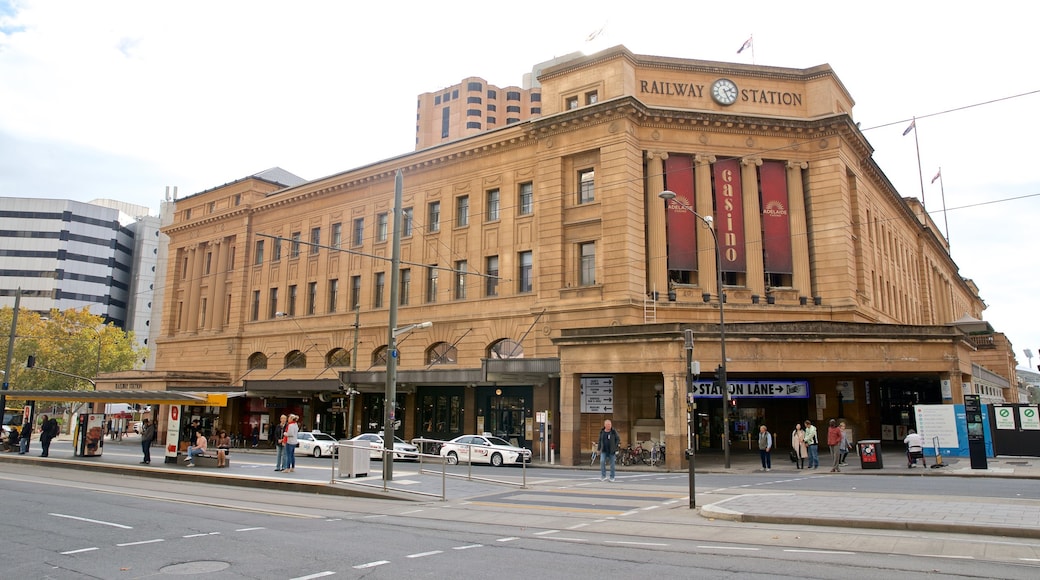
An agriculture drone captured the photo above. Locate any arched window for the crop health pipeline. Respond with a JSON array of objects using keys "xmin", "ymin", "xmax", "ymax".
[
  {"xmin": 488, "ymin": 339, "xmax": 524, "ymax": 359},
  {"xmin": 326, "ymin": 348, "xmax": 351, "ymax": 367},
  {"xmin": 373, "ymin": 345, "xmax": 388, "ymax": 366},
  {"xmin": 284, "ymin": 350, "xmax": 306, "ymax": 369},
  {"xmin": 426, "ymin": 342, "xmax": 457, "ymax": 365},
  {"xmin": 248, "ymin": 352, "xmax": 268, "ymax": 370}
]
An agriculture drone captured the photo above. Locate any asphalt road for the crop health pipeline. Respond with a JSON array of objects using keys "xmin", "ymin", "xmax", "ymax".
[{"xmin": 3, "ymin": 460, "xmax": 1040, "ymax": 579}]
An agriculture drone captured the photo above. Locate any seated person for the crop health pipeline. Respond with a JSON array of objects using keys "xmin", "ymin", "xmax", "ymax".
[
  {"xmin": 214, "ymin": 430, "xmax": 231, "ymax": 467},
  {"xmin": 903, "ymin": 429, "xmax": 925, "ymax": 467},
  {"xmin": 184, "ymin": 429, "xmax": 208, "ymax": 466},
  {"xmin": 3, "ymin": 426, "xmax": 18, "ymax": 452}
]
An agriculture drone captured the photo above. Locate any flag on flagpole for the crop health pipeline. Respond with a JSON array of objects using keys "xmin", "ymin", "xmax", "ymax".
[
  {"xmin": 737, "ymin": 36, "xmax": 753, "ymax": 54},
  {"xmin": 586, "ymin": 22, "xmax": 607, "ymax": 42},
  {"xmin": 931, "ymin": 169, "xmax": 941, "ymax": 184},
  {"xmin": 902, "ymin": 119, "xmax": 916, "ymax": 136}
]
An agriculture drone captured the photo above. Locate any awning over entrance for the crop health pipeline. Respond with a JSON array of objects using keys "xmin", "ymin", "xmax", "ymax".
[{"xmin": 3, "ymin": 390, "xmax": 233, "ymax": 407}]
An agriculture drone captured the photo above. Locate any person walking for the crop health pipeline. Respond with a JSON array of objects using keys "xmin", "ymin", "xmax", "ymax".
[
  {"xmin": 791, "ymin": 423, "xmax": 807, "ymax": 469},
  {"xmin": 827, "ymin": 419, "xmax": 842, "ymax": 472},
  {"xmin": 283, "ymin": 414, "xmax": 300, "ymax": 473},
  {"xmin": 838, "ymin": 421, "xmax": 851, "ymax": 466},
  {"xmin": 39, "ymin": 414, "xmax": 59, "ymax": 457},
  {"xmin": 272, "ymin": 414, "xmax": 288, "ymax": 471},
  {"xmin": 758, "ymin": 425, "xmax": 773, "ymax": 471},
  {"xmin": 139, "ymin": 418, "xmax": 155, "ymax": 464},
  {"xmin": 597, "ymin": 419, "xmax": 621, "ymax": 482},
  {"xmin": 803, "ymin": 420, "xmax": 819, "ymax": 469}
]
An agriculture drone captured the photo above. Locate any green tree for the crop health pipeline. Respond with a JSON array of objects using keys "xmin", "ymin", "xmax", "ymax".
[{"xmin": 1, "ymin": 307, "xmax": 146, "ymax": 393}]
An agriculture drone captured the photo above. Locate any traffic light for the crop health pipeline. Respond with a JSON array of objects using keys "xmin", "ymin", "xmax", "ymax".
[{"xmin": 26, "ymin": 355, "xmax": 35, "ymax": 368}]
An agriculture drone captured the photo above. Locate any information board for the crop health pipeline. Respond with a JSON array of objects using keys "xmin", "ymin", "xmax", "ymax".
[{"xmin": 913, "ymin": 404, "xmax": 960, "ymax": 448}]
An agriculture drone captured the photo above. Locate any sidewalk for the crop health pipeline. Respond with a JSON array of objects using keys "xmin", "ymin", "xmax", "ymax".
[{"xmin": 5, "ymin": 435, "xmax": 1040, "ymax": 539}]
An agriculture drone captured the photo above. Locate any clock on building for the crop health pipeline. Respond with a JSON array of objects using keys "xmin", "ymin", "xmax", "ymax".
[{"xmin": 711, "ymin": 78, "xmax": 738, "ymax": 106}]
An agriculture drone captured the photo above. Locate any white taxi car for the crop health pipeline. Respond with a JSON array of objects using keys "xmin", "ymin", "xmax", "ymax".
[
  {"xmin": 343, "ymin": 433, "xmax": 419, "ymax": 461},
  {"xmin": 297, "ymin": 431, "xmax": 337, "ymax": 457},
  {"xmin": 440, "ymin": 434, "xmax": 532, "ymax": 467}
]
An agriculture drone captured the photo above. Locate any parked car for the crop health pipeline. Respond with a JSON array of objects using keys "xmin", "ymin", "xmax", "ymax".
[
  {"xmin": 297, "ymin": 431, "xmax": 337, "ymax": 457},
  {"xmin": 342, "ymin": 433, "xmax": 419, "ymax": 461},
  {"xmin": 440, "ymin": 434, "xmax": 532, "ymax": 467}
]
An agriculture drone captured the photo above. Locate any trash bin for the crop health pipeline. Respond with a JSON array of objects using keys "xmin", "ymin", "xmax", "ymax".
[
  {"xmin": 857, "ymin": 439, "xmax": 882, "ymax": 469},
  {"xmin": 338, "ymin": 443, "xmax": 370, "ymax": 478}
]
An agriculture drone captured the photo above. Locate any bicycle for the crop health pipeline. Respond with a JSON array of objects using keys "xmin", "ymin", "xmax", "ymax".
[{"xmin": 648, "ymin": 440, "xmax": 666, "ymax": 466}]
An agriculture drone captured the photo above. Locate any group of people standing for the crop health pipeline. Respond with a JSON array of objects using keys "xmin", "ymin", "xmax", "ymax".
[
  {"xmin": 271, "ymin": 413, "xmax": 300, "ymax": 473},
  {"xmin": 790, "ymin": 419, "xmax": 851, "ymax": 472},
  {"xmin": 3, "ymin": 415, "xmax": 59, "ymax": 457}
]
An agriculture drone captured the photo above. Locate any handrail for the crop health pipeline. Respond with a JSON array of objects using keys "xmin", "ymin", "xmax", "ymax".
[
  {"xmin": 412, "ymin": 436, "xmax": 528, "ymax": 489},
  {"xmin": 332, "ymin": 441, "xmax": 447, "ymax": 500}
]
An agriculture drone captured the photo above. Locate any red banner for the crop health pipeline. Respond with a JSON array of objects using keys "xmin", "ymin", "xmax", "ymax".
[
  {"xmin": 663, "ymin": 155, "xmax": 698, "ymax": 271},
  {"xmin": 760, "ymin": 161, "xmax": 793, "ymax": 274},
  {"xmin": 712, "ymin": 159, "xmax": 745, "ymax": 272}
]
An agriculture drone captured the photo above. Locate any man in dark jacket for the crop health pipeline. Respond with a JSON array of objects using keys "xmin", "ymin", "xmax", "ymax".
[
  {"xmin": 597, "ymin": 419, "xmax": 621, "ymax": 482},
  {"xmin": 39, "ymin": 415, "xmax": 59, "ymax": 457},
  {"xmin": 139, "ymin": 418, "xmax": 156, "ymax": 464}
]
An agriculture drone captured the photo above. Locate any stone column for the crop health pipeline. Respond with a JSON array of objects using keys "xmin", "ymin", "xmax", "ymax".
[
  {"xmin": 786, "ymin": 161, "xmax": 812, "ymax": 300},
  {"xmin": 209, "ymin": 238, "xmax": 230, "ymax": 330},
  {"xmin": 558, "ymin": 370, "xmax": 582, "ymax": 466},
  {"xmin": 186, "ymin": 243, "xmax": 206, "ymax": 333},
  {"xmin": 646, "ymin": 151, "xmax": 670, "ymax": 299},
  {"xmin": 662, "ymin": 369, "xmax": 687, "ymax": 471},
  {"xmin": 694, "ymin": 154, "xmax": 718, "ymax": 295},
  {"xmin": 741, "ymin": 157, "xmax": 765, "ymax": 299}
]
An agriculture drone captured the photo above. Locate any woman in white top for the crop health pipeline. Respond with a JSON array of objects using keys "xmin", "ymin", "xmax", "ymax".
[{"xmin": 284, "ymin": 414, "xmax": 300, "ymax": 473}]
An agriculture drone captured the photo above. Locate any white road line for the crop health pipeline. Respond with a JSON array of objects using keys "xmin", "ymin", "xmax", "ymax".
[
  {"xmin": 183, "ymin": 532, "xmax": 221, "ymax": 538},
  {"xmin": 640, "ymin": 505, "xmax": 660, "ymax": 511},
  {"xmin": 698, "ymin": 545, "xmax": 759, "ymax": 551},
  {"xmin": 399, "ymin": 509, "xmax": 424, "ymax": 515},
  {"xmin": 353, "ymin": 561, "xmax": 389, "ymax": 569},
  {"xmin": 291, "ymin": 572, "xmax": 336, "ymax": 580},
  {"xmin": 236, "ymin": 527, "xmax": 265, "ymax": 532},
  {"xmin": 567, "ymin": 523, "xmax": 590, "ymax": 529},
  {"xmin": 917, "ymin": 554, "xmax": 975, "ymax": 560},
  {"xmin": 60, "ymin": 547, "xmax": 98, "ymax": 555},
  {"xmin": 363, "ymin": 514, "xmax": 387, "ymax": 519},
  {"xmin": 532, "ymin": 530, "xmax": 559, "ymax": 536},
  {"xmin": 784, "ymin": 549, "xmax": 855, "ymax": 555},
  {"xmin": 605, "ymin": 541, "xmax": 669, "ymax": 546},
  {"xmin": 453, "ymin": 544, "xmax": 483, "ymax": 550},
  {"xmin": 324, "ymin": 518, "xmax": 342, "ymax": 522},
  {"xmin": 496, "ymin": 537, "xmax": 519, "ymax": 542},
  {"xmin": 552, "ymin": 537, "xmax": 589, "ymax": 542},
  {"xmin": 407, "ymin": 550, "xmax": 443, "ymax": 558},
  {"xmin": 1019, "ymin": 558, "xmax": 1040, "ymax": 562},
  {"xmin": 116, "ymin": 539, "xmax": 164, "ymax": 547},
  {"xmin": 49, "ymin": 513, "xmax": 132, "ymax": 529}
]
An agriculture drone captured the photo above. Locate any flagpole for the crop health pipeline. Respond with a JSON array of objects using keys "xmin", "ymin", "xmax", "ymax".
[
  {"xmin": 937, "ymin": 168, "xmax": 950, "ymax": 242},
  {"xmin": 911, "ymin": 116, "xmax": 926, "ymax": 207},
  {"xmin": 750, "ymin": 34, "xmax": 755, "ymax": 65}
]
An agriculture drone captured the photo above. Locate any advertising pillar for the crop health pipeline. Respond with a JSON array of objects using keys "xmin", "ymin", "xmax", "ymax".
[
  {"xmin": 964, "ymin": 394, "xmax": 988, "ymax": 469},
  {"xmin": 164, "ymin": 405, "xmax": 183, "ymax": 464}
]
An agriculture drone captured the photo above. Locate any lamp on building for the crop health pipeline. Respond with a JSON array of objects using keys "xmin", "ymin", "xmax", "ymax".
[{"xmin": 659, "ymin": 190, "xmax": 731, "ymax": 469}]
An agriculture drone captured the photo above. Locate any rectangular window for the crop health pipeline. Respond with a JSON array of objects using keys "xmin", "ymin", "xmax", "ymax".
[
  {"xmin": 456, "ymin": 196, "xmax": 469, "ymax": 227},
  {"xmin": 288, "ymin": 284, "xmax": 297, "ymax": 316},
  {"xmin": 352, "ymin": 217, "xmax": 364, "ymax": 247},
  {"xmin": 428, "ymin": 201, "xmax": 440, "ymax": 232},
  {"xmin": 399, "ymin": 269, "xmax": 411, "ymax": 305},
  {"xmin": 331, "ymin": 223, "xmax": 342, "ymax": 249},
  {"xmin": 580, "ymin": 242, "xmax": 596, "ymax": 286},
  {"xmin": 585, "ymin": 91, "xmax": 598, "ymax": 105},
  {"xmin": 486, "ymin": 188, "xmax": 500, "ymax": 222},
  {"xmin": 454, "ymin": 260, "xmax": 467, "ymax": 300},
  {"xmin": 441, "ymin": 106, "xmax": 450, "ymax": 139},
  {"xmin": 307, "ymin": 282, "xmax": 317, "ymax": 315},
  {"xmin": 328, "ymin": 279, "xmax": 338, "ymax": 313},
  {"xmin": 402, "ymin": 208, "xmax": 413, "ymax": 237},
  {"xmin": 518, "ymin": 182, "xmax": 533, "ymax": 215},
  {"xmin": 269, "ymin": 287, "xmax": 279, "ymax": 318},
  {"xmin": 579, "ymin": 169, "xmax": 595, "ymax": 204},
  {"xmin": 350, "ymin": 275, "xmax": 361, "ymax": 310},
  {"xmin": 426, "ymin": 265, "xmax": 438, "ymax": 303},
  {"xmin": 272, "ymin": 238, "xmax": 282, "ymax": 262},
  {"xmin": 254, "ymin": 240, "xmax": 264, "ymax": 265},
  {"xmin": 376, "ymin": 212, "xmax": 388, "ymax": 242},
  {"xmin": 518, "ymin": 251, "xmax": 533, "ymax": 293},
  {"xmin": 291, "ymin": 232, "xmax": 301, "ymax": 257},
  {"xmin": 310, "ymin": 227, "xmax": 321, "ymax": 254},
  {"xmin": 486, "ymin": 256, "xmax": 499, "ymax": 297},
  {"xmin": 566, "ymin": 96, "xmax": 579, "ymax": 110},
  {"xmin": 374, "ymin": 272, "xmax": 385, "ymax": 308},
  {"xmin": 251, "ymin": 290, "xmax": 260, "ymax": 321}
]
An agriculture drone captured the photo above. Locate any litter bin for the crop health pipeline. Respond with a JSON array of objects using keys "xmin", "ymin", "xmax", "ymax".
[
  {"xmin": 338, "ymin": 443, "xmax": 370, "ymax": 478},
  {"xmin": 857, "ymin": 439, "xmax": 882, "ymax": 469}
]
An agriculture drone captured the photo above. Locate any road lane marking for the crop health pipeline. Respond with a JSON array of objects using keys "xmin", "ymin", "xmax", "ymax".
[
  {"xmin": 698, "ymin": 545, "xmax": 759, "ymax": 551},
  {"xmin": 407, "ymin": 550, "xmax": 443, "ymax": 558},
  {"xmin": 353, "ymin": 561, "xmax": 389, "ymax": 569},
  {"xmin": 785, "ymin": 549, "xmax": 855, "ymax": 555},
  {"xmin": 183, "ymin": 532, "xmax": 221, "ymax": 538},
  {"xmin": 605, "ymin": 540, "xmax": 669, "ymax": 546},
  {"xmin": 496, "ymin": 537, "xmax": 519, "ymax": 542},
  {"xmin": 453, "ymin": 544, "xmax": 483, "ymax": 550},
  {"xmin": 117, "ymin": 539, "xmax": 164, "ymax": 547},
  {"xmin": 61, "ymin": 547, "xmax": 99, "ymax": 555},
  {"xmin": 50, "ymin": 513, "xmax": 132, "ymax": 529},
  {"xmin": 918, "ymin": 554, "xmax": 975, "ymax": 559},
  {"xmin": 567, "ymin": 523, "xmax": 590, "ymax": 529},
  {"xmin": 532, "ymin": 530, "xmax": 559, "ymax": 536},
  {"xmin": 552, "ymin": 537, "xmax": 589, "ymax": 542},
  {"xmin": 236, "ymin": 527, "xmax": 265, "ymax": 532},
  {"xmin": 291, "ymin": 573, "xmax": 335, "ymax": 580},
  {"xmin": 1019, "ymin": 558, "xmax": 1040, "ymax": 562}
]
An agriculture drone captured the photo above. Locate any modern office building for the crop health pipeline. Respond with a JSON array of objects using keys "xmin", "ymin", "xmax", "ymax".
[{"xmin": 150, "ymin": 46, "xmax": 1018, "ymax": 467}]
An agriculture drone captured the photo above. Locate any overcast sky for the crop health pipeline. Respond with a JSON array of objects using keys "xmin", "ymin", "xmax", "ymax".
[{"xmin": 2, "ymin": 1, "xmax": 1038, "ymax": 370}]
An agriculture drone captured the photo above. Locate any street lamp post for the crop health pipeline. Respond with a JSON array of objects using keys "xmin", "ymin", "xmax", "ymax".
[{"xmin": 659, "ymin": 190, "xmax": 731, "ymax": 469}]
